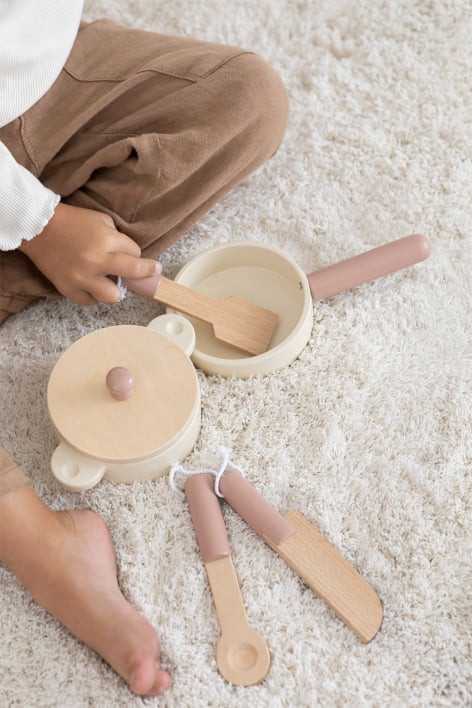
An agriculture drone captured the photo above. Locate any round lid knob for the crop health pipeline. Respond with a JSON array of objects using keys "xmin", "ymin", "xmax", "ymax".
[
  {"xmin": 106, "ymin": 367, "xmax": 134, "ymax": 401},
  {"xmin": 47, "ymin": 325, "xmax": 200, "ymax": 463}
]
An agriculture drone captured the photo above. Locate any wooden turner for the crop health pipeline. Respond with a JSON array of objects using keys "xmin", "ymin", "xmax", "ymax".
[
  {"xmin": 184, "ymin": 474, "xmax": 271, "ymax": 686},
  {"xmin": 218, "ymin": 470, "xmax": 383, "ymax": 643},
  {"xmin": 122, "ymin": 275, "xmax": 278, "ymax": 356}
]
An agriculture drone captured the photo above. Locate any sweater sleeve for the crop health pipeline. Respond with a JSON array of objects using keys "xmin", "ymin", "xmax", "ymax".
[{"xmin": 0, "ymin": 140, "xmax": 60, "ymax": 251}]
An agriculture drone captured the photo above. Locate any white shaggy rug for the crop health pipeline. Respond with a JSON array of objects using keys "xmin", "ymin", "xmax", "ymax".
[{"xmin": 1, "ymin": 1, "xmax": 471, "ymax": 706}]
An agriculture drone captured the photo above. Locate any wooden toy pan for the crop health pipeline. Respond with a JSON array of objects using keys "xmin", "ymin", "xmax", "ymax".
[{"xmin": 159, "ymin": 234, "xmax": 430, "ymax": 377}]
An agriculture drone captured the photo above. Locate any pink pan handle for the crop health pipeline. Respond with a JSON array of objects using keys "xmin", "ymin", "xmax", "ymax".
[
  {"xmin": 184, "ymin": 474, "xmax": 231, "ymax": 564},
  {"xmin": 307, "ymin": 233, "xmax": 431, "ymax": 300}
]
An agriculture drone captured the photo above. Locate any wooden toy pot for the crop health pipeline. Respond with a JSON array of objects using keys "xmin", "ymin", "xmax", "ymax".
[{"xmin": 47, "ymin": 324, "xmax": 201, "ymax": 491}]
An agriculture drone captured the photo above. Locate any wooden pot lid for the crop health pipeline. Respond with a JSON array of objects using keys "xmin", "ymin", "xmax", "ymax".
[{"xmin": 47, "ymin": 325, "xmax": 199, "ymax": 463}]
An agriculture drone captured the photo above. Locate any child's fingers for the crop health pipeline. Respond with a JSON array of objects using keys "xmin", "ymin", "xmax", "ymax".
[
  {"xmin": 68, "ymin": 289, "xmax": 102, "ymax": 306},
  {"xmin": 106, "ymin": 252, "xmax": 162, "ymax": 280},
  {"xmin": 110, "ymin": 230, "xmax": 143, "ymax": 258},
  {"xmin": 86, "ymin": 277, "xmax": 123, "ymax": 305}
]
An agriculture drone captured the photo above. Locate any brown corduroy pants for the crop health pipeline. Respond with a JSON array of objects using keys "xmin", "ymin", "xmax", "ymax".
[{"xmin": 0, "ymin": 19, "xmax": 288, "ymax": 493}]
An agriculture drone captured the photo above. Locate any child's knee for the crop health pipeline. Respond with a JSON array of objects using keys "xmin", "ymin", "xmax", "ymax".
[{"xmin": 216, "ymin": 51, "xmax": 289, "ymax": 159}]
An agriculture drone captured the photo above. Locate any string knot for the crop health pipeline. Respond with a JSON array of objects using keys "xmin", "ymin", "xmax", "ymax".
[{"xmin": 169, "ymin": 446, "xmax": 246, "ymax": 498}]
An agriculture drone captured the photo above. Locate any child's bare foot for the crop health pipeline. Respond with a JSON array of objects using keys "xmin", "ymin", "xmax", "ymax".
[
  {"xmin": 0, "ymin": 309, "xmax": 10, "ymax": 325},
  {"xmin": 0, "ymin": 489, "xmax": 171, "ymax": 696}
]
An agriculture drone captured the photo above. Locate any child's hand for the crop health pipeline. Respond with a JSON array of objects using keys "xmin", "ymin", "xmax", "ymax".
[{"xmin": 19, "ymin": 203, "xmax": 161, "ymax": 305}]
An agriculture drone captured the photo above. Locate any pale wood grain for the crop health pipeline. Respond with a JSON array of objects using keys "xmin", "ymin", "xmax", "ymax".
[
  {"xmin": 265, "ymin": 511, "xmax": 383, "ymax": 643},
  {"xmin": 153, "ymin": 277, "xmax": 278, "ymax": 356},
  {"xmin": 205, "ymin": 556, "xmax": 271, "ymax": 686}
]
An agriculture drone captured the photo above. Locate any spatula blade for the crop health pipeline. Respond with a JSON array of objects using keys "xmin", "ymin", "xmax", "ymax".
[
  {"xmin": 212, "ymin": 296, "xmax": 279, "ymax": 356},
  {"xmin": 265, "ymin": 511, "xmax": 383, "ymax": 643}
]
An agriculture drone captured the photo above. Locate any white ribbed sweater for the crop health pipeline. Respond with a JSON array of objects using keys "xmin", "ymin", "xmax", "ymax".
[{"xmin": 0, "ymin": 0, "xmax": 84, "ymax": 250}]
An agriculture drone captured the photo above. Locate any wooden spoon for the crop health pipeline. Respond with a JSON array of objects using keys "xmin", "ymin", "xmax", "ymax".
[
  {"xmin": 184, "ymin": 474, "xmax": 271, "ymax": 685},
  {"xmin": 122, "ymin": 275, "xmax": 278, "ymax": 357}
]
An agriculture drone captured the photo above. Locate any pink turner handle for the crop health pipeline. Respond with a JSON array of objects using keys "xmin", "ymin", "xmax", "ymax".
[
  {"xmin": 218, "ymin": 470, "xmax": 296, "ymax": 546},
  {"xmin": 307, "ymin": 233, "xmax": 431, "ymax": 300},
  {"xmin": 184, "ymin": 474, "xmax": 231, "ymax": 564}
]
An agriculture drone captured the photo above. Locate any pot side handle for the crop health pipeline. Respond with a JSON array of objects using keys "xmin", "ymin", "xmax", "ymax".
[
  {"xmin": 51, "ymin": 443, "xmax": 106, "ymax": 492},
  {"xmin": 146, "ymin": 313, "xmax": 196, "ymax": 357}
]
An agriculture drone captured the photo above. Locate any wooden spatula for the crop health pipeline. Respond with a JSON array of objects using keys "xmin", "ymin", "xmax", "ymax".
[
  {"xmin": 218, "ymin": 470, "xmax": 383, "ymax": 643},
  {"xmin": 122, "ymin": 275, "xmax": 278, "ymax": 357},
  {"xmin": 184, "ymin": 474, "xmax": 271, "ymax": 685}
]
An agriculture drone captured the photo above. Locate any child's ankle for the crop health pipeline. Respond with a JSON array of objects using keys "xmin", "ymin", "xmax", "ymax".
[{"xmin": 0, "ymin": 486, "xmax": 60, "ymax": 566}]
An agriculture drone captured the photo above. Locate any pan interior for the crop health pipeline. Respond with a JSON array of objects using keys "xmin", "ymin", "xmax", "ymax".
[{"xmin": 182, "ymin": 265, "xmax": 305, "ymax": 359}]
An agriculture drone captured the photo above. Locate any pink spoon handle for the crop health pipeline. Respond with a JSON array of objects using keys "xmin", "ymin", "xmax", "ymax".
[
  {"xmin": 307, "ymin": 233, "xmax": 431, "ymax": 300},
  {"xmin": 184, "ymin": 474, "xmax": 230, "ymax": 563}
]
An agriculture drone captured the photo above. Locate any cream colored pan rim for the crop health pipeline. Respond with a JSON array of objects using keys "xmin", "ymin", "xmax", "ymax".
[{"xmin": 170, "ymin": 241, "xmax": 314, "ymax": 378}]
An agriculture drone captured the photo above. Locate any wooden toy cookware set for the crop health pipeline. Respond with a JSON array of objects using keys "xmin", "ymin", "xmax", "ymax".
[{"xmin": 47, "ymin": 234, "xmax": 430, "ymax": 683}]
